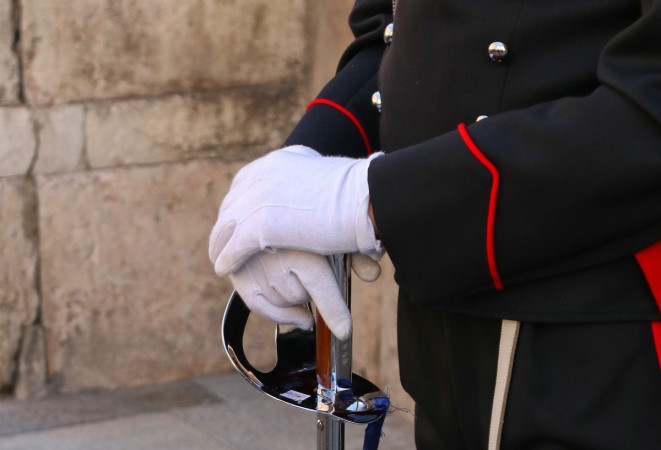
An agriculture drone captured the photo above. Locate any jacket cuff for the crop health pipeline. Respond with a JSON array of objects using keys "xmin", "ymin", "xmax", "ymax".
[
  {"xmin": 368, "ymin": 125, "xmax": 502, "ymax": 302},
  {"xmin": 283, "ymin": 46, "xmax": 384, "ymax": 158},
  {"xmin": 284, "ymin": 95, "xmax": 376, "ymax": 157}
]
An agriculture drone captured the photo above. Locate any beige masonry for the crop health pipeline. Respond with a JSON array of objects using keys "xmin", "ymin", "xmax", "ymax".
[
  {"xmin": 38, "ymin": 160, "xmax": 242, "ymax": 392},
  {"xmin": 0, "ymin": 0, "xmax": 19, "ymax": 105},
  {"xmin": 32, "ymin": 104, "xmax": 86, "ymax": 174},
  {"xmin": 0, "ymin": 0, "xmax": 411, "ymax": 414},
  {"xmin": 0, "ymin": 108, "xmax": 35, "ymax": 177},
  {"xmin": 20, "ymin": 0, "xmax": 308, "ymax": 105},
  {"xmin": 0, "ymin": 177, "xmax": 39, "ymax": 391},
  {"xmin": 85, "ymin": 86, "xmax": 306, "ymax": 169}
]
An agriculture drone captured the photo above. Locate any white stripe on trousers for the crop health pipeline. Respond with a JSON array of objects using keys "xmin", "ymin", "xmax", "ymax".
[{"xmin": 488, "ymin": 320, "xmax": 520, "ymax": 450}]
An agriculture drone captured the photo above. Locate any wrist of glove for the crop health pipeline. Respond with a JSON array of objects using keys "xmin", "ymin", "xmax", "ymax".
[
  {"xmin": 230, "ymin": 249, "xmax": 381, "ymax": 340},
  {"xmin": 209, "ymin": 145, "xmax": 384, "ymax": 277}
]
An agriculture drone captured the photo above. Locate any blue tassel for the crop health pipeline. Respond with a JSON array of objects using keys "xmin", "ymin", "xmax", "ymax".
[{"xmin": 362, "ymin": 397, "xmax": 390, "ymax": 450}]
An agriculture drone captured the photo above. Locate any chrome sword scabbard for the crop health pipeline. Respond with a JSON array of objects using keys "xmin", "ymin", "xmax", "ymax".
[{"xmin": 221, "ymin": 254, "xmax": 387, "ymax": 450}]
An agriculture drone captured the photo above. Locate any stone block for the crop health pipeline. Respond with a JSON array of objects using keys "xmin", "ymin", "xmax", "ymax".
[
  {"xmin": 33, "ymin": 105, "xmax": 86, "ymax": 174},
  {"xmin": 0, "ymin": 0, "xmax": 19, "ymax": 105},
  {"xmin": 0, "ymin": 107, "xmax": 36, "ymax": 177},
  {"xmin": 0, "ymin": 176, "xmax": 39, "ymax": 391},
  {"xmin": 21, "ymin": 0, "xmax": 309, "ymax": 105},
  {"xmin": 37, "ymin": 159, "xmax": 271, "ymax": 392},
  {"xmin": 86, "ymin": 87, "xmax": 305, "ymax": 169},
  {"xmin": 14, "ymin": 325, "xmax": 47, "ymax": 399}
]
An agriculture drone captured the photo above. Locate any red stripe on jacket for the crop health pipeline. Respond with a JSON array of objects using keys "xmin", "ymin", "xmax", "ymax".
[
  {"xmin": 307, "ymin": 99, "xmax": 373, "ymax": 155},
  {"xmin": 457, "ymin": 123, "xmax": 504, "ymax": 291},
  {"xmin": 635, "ymin": 240, "xmax": 661, "ymax": 371}
]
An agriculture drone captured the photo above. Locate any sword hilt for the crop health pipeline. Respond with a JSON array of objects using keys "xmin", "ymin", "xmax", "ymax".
[
  {"xmin": 316, "ymin": 254, "xmax": 351, "ymax": 450},
  {"xmin": 221, "ymin": 255, "xmax": 387, "ymax": 450},
  {"xmin": 315, "ymin": 312, "xmax": 333, "ymax": 390}
]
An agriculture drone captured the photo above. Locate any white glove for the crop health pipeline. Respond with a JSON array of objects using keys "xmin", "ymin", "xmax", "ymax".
[
  {"xmin": 351, "ymin": 252, "xmax": 382, "ymax": 282},
  {"xmin": 230, "ymin": 250, "xmax": 342, "ymax": 339},
  {"xmin": 209, "ymin": 146, "xmax": 384, "ymax": 277},
  {"xmin": 230, "ymin": 250, "xmax": 381, "ymax": 340}
]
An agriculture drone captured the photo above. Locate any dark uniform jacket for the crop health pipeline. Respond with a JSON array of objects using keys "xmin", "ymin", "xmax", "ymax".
[
  {"xmin": 283, "ymin": 1, "xmax": 661, "ymax": 446},
  {"xmin": 285, "ymin": 0, "xmax": 661, "ymax": 325}
]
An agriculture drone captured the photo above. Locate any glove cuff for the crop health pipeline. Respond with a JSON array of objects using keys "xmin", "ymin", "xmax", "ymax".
[{"xmin": 355, "ymin": 152, "xmax": 384, "ymax": 260}]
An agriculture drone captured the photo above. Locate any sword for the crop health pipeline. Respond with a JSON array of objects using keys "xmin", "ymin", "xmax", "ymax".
[
  {"xmin": 316, "ymin": 254, "xmax": 352, "ymax": 449},
  {"xmin": 222, "ymin": 254, "xmax": 387, "ymax": 449}
]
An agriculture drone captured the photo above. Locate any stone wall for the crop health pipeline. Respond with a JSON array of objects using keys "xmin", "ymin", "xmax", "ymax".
[{"xmin": 0, "ymin": 0, "xmax": 411, "ymax": 412}]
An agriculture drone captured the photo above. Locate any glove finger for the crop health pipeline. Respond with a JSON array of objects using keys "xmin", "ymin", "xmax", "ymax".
[
  {"xmin": 293, "ymin": 255, "xmax": 352, "ymax": 340},
  {"xmin": 249, "ymin": 294, "xmax": 314, "ymax": 330},
  {"xmin": 230, "ymin": 264, "xmax": 314, "ymax": 329},
  {"xmin": 269, "ymin": 274, "xmax": 311, "ymax": 307},
  {"xmin": 231, "ymin": 251, "xmax": 314, "ymax": 318},
  {"xmin": 213, "ymin": 223, "xmax": 265, "ymax": 276},
  {"xmin": 258, "ymin": 252, "xmax": 311, "ymax": 307},
  {"xmin": 210, "ymin": 172, "xmax": 272, "ymax": 274},
  {"xmin": 209, "ymin": 218, "xmax": 233, "ymax": 263},
  {"xmin": 351, "ymin": 253, "xmax": 381, "ymax": 282},
  {"xmin": 230, "ymin": 253, "xmax": 288, "ymax": 305}
]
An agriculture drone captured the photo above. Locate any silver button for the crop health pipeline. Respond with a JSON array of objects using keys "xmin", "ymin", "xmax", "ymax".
[
  {"xmin": 383, "ymin": 23, "xmax": 394, "ymax": 44},
  {"xmin": 371, "ymin": 91, "xmax": 382, "ymax": 113},
  {"xmin": 476, "ymin": 115, "xmax": 488, "ymax": 122},
  {"xmin": 488, "ymin": 42, "xmax": 508, "ymax": 63}
]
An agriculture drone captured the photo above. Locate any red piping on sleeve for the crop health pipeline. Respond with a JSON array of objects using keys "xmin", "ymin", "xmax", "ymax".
[
  {"xmin": 634, "ymin": 240, "xmax": 661, "ymax": 371},
  {"xmin": 307, "ymin": 99, "xmax": 373, "ymax": 155},
  {"xmin": 635, "ymin": 240, "xmax": 661, "ymax": 310},
  {"xmin": 457, "ymin": 123, "xmax": 504, "ymax": 290},
  {"xmin": 652, "ymin": 323, "xmax": 661, "ymax": 372}
]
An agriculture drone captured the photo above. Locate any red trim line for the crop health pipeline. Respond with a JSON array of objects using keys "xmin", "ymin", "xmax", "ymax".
[
  {"xmin": 634, "ymin": 240, "xmax": 661, "ymax": 371},
  {"xmin": 635, "ymin": 240, "xmax": 661, "ymax": 310},
  {"xmin": 652, "ymin": 322, "xmax": 661, "ymax": 372},
  {"xmin": 307, "ymin": 99, "xmax": 373, "ymax": 155},
  {"xmin": 457, "ymin": 123, "xmax": 504, "ymax": 290}
]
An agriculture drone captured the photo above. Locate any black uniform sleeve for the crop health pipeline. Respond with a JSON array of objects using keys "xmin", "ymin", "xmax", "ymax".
[
  {"xmin": 283, "ymin": 0, "xmax": 392, "ymax": 157},
  {"xmin": 368, "ymin": 2, "xmax": 661, "ymax": 303}
]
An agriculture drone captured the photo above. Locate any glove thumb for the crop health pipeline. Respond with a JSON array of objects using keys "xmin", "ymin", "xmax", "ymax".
[{"xmin": 351, "ymin": 253, "xmax": 381, "ymax": 282}]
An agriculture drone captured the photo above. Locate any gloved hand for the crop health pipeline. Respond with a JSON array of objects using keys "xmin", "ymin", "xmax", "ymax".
[
  {"xmin": 351, "ymin": 252, "xmax": 382, "ymax": 282},
  {"xmin": 229, "ymin": 249, "xmax": 380, "ymax": 340},
  {"xmin": 209, "ymin": 146, "xmax": 384, "ymax": 277}
]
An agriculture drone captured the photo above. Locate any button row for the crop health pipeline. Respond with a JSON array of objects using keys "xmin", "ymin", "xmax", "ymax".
[{"xmin": 372, "ymin": 25, "xmax": 509, "ymax": 112}]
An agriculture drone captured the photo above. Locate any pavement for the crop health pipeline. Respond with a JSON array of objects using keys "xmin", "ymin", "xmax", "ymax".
[{"xmin": 0, "ymin": 372, "xmax": 415, "ymax": 450}]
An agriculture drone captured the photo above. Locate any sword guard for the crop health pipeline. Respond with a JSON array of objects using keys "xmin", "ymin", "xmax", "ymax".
[{"xmin": 222, "ymin": 290, "xmax": 388, "ymax": 424}]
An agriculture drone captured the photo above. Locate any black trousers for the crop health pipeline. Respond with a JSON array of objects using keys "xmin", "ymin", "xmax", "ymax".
[{"xmin": 397, "ymin": 291, "xmax": 661, "ymax": 449}]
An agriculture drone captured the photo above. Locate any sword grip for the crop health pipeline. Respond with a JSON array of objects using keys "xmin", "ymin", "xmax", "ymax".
[
  {"xmin": 316, "ymin": 254, "xmax": 351, "ymax": 450},
  {"xmin": 316, "ymin": 312, "xmax": 333, "ymax": 389}
]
